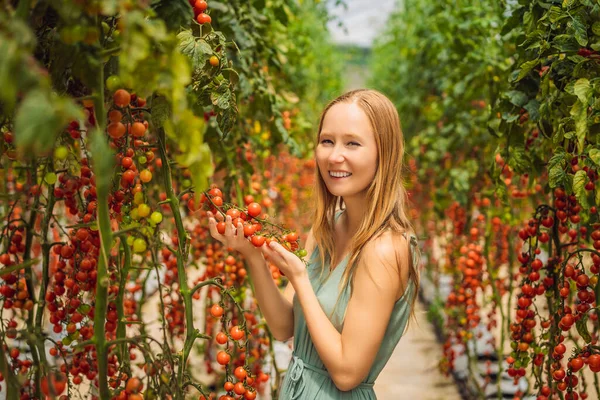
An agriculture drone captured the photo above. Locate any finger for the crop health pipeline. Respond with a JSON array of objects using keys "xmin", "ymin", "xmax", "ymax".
[
  {"xmin": 207, "ymin": 211, "xmax": 215, "ymax": 222},
  {"xmin": 213, "ymin": 211, "xmax": 224, "ymax": 222},
  {"xmin": 262, "ymin": 244, "xmax": 286, "ymax": 265},
  {"xmin": 268, "ymin": 241, "xmax": 290, "ymax": 258},
  {"xmin": 224, "ymin": 215, "xmax": 234, "ymax": 236},
  {"xmin": 236, "ymin": 221, "xmax": 245, "ymax": 239},
  {"xmin": 207, "ymin": 216, "xmax": 222, "ymax": 239}
]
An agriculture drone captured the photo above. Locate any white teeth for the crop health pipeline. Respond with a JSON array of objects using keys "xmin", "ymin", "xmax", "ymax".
[{"xmin": 329, "ymin": 171, "xmax": 352, "ymax": 178}]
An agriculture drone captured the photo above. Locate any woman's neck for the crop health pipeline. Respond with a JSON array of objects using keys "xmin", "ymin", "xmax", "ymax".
[{"xmin": 338, "ymin": 196, "xmax": 367, "ymax": 237}]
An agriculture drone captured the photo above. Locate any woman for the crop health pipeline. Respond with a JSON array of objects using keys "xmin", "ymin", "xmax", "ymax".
[{"xmin": 207, "ymin": 89, "xmax": 420, "ymax": 399}]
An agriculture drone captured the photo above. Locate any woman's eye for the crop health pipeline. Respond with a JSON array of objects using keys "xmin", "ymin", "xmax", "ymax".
[
  {"xmin": 348, "ymin": 142, "xmax": 360, "ymax": 146},
  {"xmin": 320, "ymin": 139, "xmax": 333, "ymax": 144}
]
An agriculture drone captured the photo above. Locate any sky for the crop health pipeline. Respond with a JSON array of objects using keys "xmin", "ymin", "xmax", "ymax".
[{"xmin": 326, "ymin": 0, "xmax": 399, "ymax": 48}]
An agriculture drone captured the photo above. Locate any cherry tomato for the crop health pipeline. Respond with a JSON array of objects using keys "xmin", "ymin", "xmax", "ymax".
[
  {"xmin": 247, "ymin": 202, "xmax": 261, "ymax": 218},
  {"xmin": 216, "ymin": 351, "xmax": 230, "ymax": 365},
  {"xmin": 113, "ymin": 89, "xmax": 131, "ymax": 107},
  {"xmin": 210, "ymin": 304, "xmax": 224, "ymax": 318}
]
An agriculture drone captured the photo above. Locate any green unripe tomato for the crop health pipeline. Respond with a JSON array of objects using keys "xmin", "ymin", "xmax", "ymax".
[
  {"xmin": 138, "ymin": 156, "xmax": 147, "ymax": 165},
  {"xmin": 150, "ymin": 211, "xmax": 163, "ymax": 224},
  {"xmin": 54, "ymin": 146, "xmax": 68, "ymax": 160},
  {"xmin": 182, "ymin": 179, "xmax": 191, "ymax": 188},
  {"xmin": 133, "ymin": 191, "xmax": 144, "ymax": 206},
  {"xmin": 105, "ymin": 75, "xmax": 122, "ymax": 92},
  {"xmin": 133, "ymin": 238, "xmax": 147, "ymax": 253},
  {"xmin": 44, "ymin": 172, "xmax": 57, "ymax": 185},
  {"xmin": 297, "ymin": 249, "xmax": 307, "ymax": 258},
  {"xmin": 130, "ymin": 209, "xmax": 139, "ymax": 220},
  {"xmin": 126, "ymin": 236, "xmax": 135, "ymax": 246}
]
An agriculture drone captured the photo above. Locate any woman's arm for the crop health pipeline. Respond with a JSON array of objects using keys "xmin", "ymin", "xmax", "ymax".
[
  {"xmin": 243, "ymin": 251, "xmax": 295, "ymax": 341},
  {"xmin": 270, "ymin": 231, "xmax": 410, "ymax": 391},
  {"xmin": 264, "ymin": 228, "xmax": 316, "ymax": 341},
  {"xmin": 207, "ymin": 212, "xmax": 315, "ymax": 342}
]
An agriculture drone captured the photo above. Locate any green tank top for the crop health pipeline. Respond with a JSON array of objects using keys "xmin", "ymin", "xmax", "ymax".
[{"xmin": 279, "ymin": 211, "xmax": 418, "ymax": 399}]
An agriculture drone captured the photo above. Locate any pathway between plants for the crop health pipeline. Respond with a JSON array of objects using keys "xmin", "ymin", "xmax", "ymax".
[{"xmin": 374, "ymin": 300, "xmax": 462, "ymax": 400}]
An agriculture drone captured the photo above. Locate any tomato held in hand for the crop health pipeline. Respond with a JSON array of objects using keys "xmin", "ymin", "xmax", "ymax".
[{"xmin": 247, "ymin": 202, "xmax": 262, "ymax": 218}]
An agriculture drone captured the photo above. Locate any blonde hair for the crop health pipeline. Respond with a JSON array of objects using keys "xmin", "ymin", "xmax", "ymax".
[{"xmin": 311, "ymin": 88, "xmax": 420, "ymax": 325}]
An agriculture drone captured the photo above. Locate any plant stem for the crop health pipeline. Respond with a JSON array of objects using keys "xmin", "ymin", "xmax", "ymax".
[
  {"xmin": 157, "ymin": 129, "xmax": 194, "ymax": 398},
  {"xmin": 23, "ymin": 159, "xmax": 42, "ymax": 398},
  {"xmin": 34, "ymin": 185, "xmax": 56, "ymax": 397},
  {"xmin": 91, "ymin": 15, "xmax": 111, "ymax": 398},
  {"xmin": 115, "ymin": 239, "xmax": 131, "ymax": 369},
  {"xmin": 0, "ymin": 342, "xmax": 18, "ymax": 400}
]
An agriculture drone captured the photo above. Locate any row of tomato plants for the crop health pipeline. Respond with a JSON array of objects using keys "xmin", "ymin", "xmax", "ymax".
[
  {"xmin": 371, "ymin": 0, "xmax": 600, "ymax": 399},
  {"xmin": 0, "ymin": 0, "xmax": 342, "ymax": 399}
]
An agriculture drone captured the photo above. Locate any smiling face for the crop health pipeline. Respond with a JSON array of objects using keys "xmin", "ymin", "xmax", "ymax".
[{"xmin": 315, "ymin": 102, "xmax": 378, "ymax": 200}]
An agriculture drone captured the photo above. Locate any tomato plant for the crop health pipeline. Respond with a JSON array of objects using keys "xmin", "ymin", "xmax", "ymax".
[
  {"xmin": 371, "ymin": 0, "xmax": 600, "ymax": 398},
  {"xmin": 0, "ymin": 0, "xmax": 341, "ymax": 399}
]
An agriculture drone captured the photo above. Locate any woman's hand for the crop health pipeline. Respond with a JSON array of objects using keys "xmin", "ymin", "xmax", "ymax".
[
  {"xmin": 261, "ymin": 241, "xmax": 307, "ymax": 284},
  {"xmin": 207, "ymin": 211, "xmax": 261, "ymax": 258}
]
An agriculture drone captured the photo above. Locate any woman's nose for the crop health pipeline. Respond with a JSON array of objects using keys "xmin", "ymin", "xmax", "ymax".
[{"xmin": 328, "ymin": 146, "xmax": 345, "ymax": 163}]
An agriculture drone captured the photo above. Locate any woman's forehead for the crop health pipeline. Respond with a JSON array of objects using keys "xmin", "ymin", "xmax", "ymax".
[{"xmin": 322, "ymin": 103, "xmax": 374, "ymax": 137}]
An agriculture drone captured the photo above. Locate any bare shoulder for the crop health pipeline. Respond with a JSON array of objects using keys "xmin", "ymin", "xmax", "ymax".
[
  {"xmin": 356, "ymin": 231, "xmax": 411, "ymax": 295},
  {"xmin": 361, "ymin": 231, "xmax": 411, "ymax": 269}
]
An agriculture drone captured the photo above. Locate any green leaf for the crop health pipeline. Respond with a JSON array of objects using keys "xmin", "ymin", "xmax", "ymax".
[
  {"xmin": 216, "ymin": 105, "xmax": 238, "ymax": 136},
  {"xmin": 152, "ymin": 0, "xmax": 193, "ymax": 31},
  {"xmin": 516, "ymin": 59, "xmax": 539, "ymax": 81},
  {"xmin": 593, "ymin": 22, "xmax": 600, "ymax": 36},
  {"xmin": 571, "ymin": 16, "xmax": 588, "ymax": 46},
  {"xmin": 163, "ymin": 110, "xmax": 212, "ymax": 192},
  {"xmin": 505, "ymin": 90, "xmax": 529, "ymax": 107},
  {"xmin": 570, "ymin": 100, "xmax": 588, "ymax": 153},
  {"xmin": 574, "ymin": 78, "xmax": 591, "ymax": 105},
  {"xmin": 576, "ymin": 314, "xmax": 592, "ymax": 342},
  {"xmin": 589, "ymin": 148, "xmax": 600, "ymax": 166},
  {"xmin": 552, "ymin": 34, "xmax": 580, "ymax": 52},
  {"xmin": 507, "ymin": 146, "xmax": 532, "ymax": 174},
  {"xmin": 548, "ymin": 6, "xmax": 566, "ymax": 23},
  {"xmin": 573, "ymin": 169, "xmax": 590, "ymax": 210},
  {"xmin": 549, "ymin": 165, "xmax": 567, "ymax": 188},
  {"xmin": 501, "ymin": 8, "xmax": 524, "ymax": 36},
  {"xmin": 548, "ymin": 147, "xmax": 567, "ymax": 170},
  {"xmin": 210, "ymin": 82, "xmax": 233, "ymax": 110},
  {"xmin": 14, "ymin": 90, "xmax": 82, "ymax": 155},
  {"xmin": 177, "ymin": 30, "xmax": 213, "ymax": 70},
  {"xmin": 524, "ymin": 99, "xmax": 540, "ymax": 121}
]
